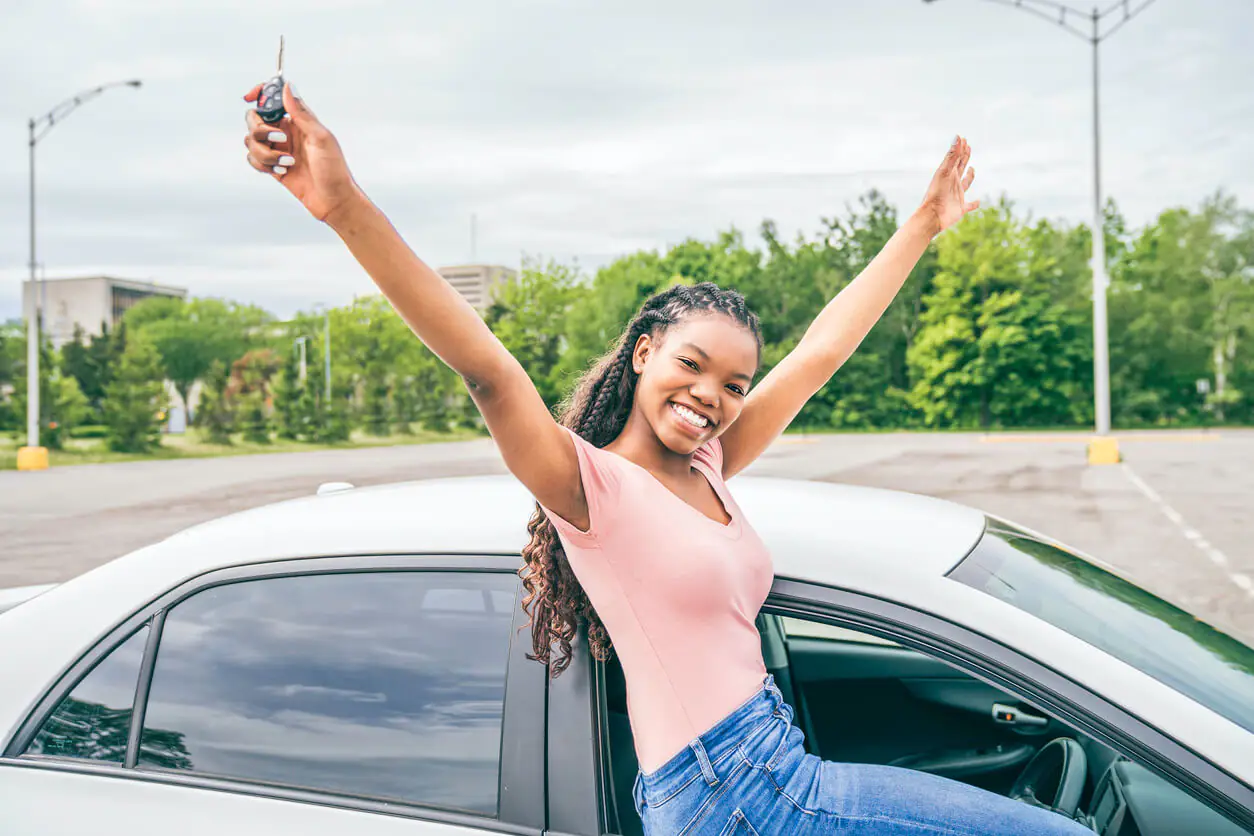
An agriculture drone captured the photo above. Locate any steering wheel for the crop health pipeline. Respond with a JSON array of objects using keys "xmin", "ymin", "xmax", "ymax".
[{"xmin": 1009, "ymin": 738, "xmax": 1088, "ymax": 818}]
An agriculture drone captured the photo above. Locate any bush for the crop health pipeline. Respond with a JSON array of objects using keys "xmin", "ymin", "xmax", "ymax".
[{"xmin": 102, "ymin": 338, "xmax": 167, "ymax": 453}]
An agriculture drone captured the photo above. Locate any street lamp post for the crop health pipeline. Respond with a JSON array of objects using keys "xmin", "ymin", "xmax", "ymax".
[
  {"xmin": 21, "ymin": 80, "xmax": 142, "ymax": 471},
  {"xmin": 923, "ymin": 0, "xmax": 1158, "ymax": 444}
]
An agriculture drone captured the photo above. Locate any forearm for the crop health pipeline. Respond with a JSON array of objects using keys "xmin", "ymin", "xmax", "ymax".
[
  {"xmin": 326, "ymin": 192, "xmax": 516, "ymax": 391},
  {"xmin": 798, "ymin": 207, "xmax": 940, "ymax": 365}
]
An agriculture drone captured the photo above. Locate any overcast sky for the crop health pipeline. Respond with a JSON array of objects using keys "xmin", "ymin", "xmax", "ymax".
[{"xmin": 2, "ymin": 0, "xmax": 1251, "ymax": 321}]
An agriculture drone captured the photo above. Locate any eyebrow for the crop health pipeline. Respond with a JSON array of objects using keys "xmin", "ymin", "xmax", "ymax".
[{"xmin": 679, "ymin": 342, "xmax": 754, "ymax": 383}]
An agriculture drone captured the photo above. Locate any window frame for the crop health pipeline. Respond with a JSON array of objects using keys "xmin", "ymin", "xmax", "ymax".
[{"xmin": 2, "ymin": 554, "xmax": 545, "ymax": 835}]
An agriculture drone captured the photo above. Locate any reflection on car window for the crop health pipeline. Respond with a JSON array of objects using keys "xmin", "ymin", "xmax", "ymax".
[
  {"xmin": 950, "ymin": 519, "xmax": 1254, "ymax": 733},
  {"xmin": 139, "ymin": 571, "xmax": 517, "ymax": 816},
  {"xmin": 26, "ymin": 625, "xmax": 150, "ymax": 763}
]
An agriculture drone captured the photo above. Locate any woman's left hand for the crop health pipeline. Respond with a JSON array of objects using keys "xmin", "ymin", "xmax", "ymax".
[{"xmin": 919, "ymin": 135, "xmax": 979, "ymax": 234}]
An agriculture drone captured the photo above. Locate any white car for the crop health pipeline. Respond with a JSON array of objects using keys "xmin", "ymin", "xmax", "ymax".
[{"xmin": 1, "ymin": 475, "xmax": 1252, "ymax": 835}]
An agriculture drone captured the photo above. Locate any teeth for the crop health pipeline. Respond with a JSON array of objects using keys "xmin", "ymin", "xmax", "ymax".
[{"xmin": 671, "ymin": 402, "xmax": 709, "ymax": 428}]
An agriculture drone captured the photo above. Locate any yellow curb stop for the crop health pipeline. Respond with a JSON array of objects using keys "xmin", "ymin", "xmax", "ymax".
[
  {"xmin": 1086, "ymin": 437, "xmax": 1120, "ymax": 465},
  {"xmin": 16, "ymin": 447, "xmax": 49, "ymax": 471}
]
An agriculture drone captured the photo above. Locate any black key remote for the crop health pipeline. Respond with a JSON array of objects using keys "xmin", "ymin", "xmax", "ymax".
[{"xmin": 257, "ymin": 36, "xmax": 286, "ymax": 124}]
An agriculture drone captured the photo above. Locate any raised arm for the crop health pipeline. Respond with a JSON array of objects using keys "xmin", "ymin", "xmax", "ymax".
[
  {"xmin": 242, "ymin": 81, "xmax": 587, "ymax": 524},
  {"xmin": 721, "ymin": 136, "xmax": 979, "ymax": 479}
]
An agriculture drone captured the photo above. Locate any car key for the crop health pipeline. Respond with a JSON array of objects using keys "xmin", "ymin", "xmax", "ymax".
[{"xmin": 256, "ymin": 35, "xmax": 286, "ymax": 124}]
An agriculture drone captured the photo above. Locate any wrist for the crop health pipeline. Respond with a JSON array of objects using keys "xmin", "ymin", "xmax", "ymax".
[
  {"xmin": 911, "ymin": 203, "xmax": 944, "ymax": 239},
  {"xmin": 324, "ymin": 186, "xmax": 372, "ymax": 232}
]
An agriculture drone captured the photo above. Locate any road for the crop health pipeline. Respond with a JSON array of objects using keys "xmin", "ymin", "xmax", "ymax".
[{"xmin": 2, "ymin": 428, "xmax": 1251, "ymax": 643}]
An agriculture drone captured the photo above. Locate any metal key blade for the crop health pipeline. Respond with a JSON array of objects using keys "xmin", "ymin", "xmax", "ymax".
[{"xmin": 277, "ymin": 35, "xmax": 284, "ymax": 75}]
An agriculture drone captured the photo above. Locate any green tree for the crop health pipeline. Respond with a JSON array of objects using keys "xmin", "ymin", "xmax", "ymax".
[
  {"xmin": 102, "ymin": 336, "xmax": 167, "ymax": 453},
  {"xmin": 125, "ymin": 297, "xmax": 271, "ymax": 423},
  {"xmin": 908, "ymin": 200, "xmax": 1091, "ymax": 429},
  {"xmin": 229, "ymin": 350, "xmax": 280, "ymax": 443},
  {"xmin": 485, "ymin": 258, "xmax": 584, "ymax": 409},
  {"xmin": 1110, "ymin": 192, "xmax": 1254, "ymax": 426},
  {"xmin": 271, "ymin": 346, "xmax": 304, "ymax": 441},
  {"xmin": 195, "ymin": 360, "xmax": 235, "ymax": 444}
]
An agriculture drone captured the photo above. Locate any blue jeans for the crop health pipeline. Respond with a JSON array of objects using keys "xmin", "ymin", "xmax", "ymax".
[{"xmin": 631, "ymin": 675, "xmax": 1093, "ymax": 835}]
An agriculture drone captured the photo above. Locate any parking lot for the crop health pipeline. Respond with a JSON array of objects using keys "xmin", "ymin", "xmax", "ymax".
[{"xmin": 1, "ymin": 428, "xmax": 1250, "ymax": 644}]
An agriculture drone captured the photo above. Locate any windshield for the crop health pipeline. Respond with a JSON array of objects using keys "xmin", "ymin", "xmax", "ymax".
[{"xmin": 949, "ymin": 519, "xmax": 1254, "ymax": 733}]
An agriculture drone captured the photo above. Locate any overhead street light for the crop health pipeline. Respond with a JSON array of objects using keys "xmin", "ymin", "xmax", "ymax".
[
  {"xmin": 20, "ymin": 79, "xmax": 143, "ymax": 471},
  {"xmin": 923, "ymin": 0, "xmax": 1159, "ymax": 451}
]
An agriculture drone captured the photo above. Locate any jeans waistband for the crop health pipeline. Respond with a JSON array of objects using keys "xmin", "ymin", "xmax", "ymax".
[{"xmin": 640, "ymin": 674, "xmax": 786, "ymax": 790}]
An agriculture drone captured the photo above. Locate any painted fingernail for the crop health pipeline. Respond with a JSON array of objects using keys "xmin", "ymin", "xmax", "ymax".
[
  {"xmin": 278, "ymin": 155, "xmax": 295, "ymax": 166},
  {"xmin": 288, "ymin": 83, "xmax": 298, "ymax": 100},
  {"xmin": 273, "ymin": 165, "xmax": 287, "ymax": 175},
  {"xmin": 267, "ymin": 131, "xmax": 287, "ymax": 143}
]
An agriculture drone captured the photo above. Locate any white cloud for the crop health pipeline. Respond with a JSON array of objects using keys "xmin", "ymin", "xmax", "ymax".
[{"xmin": 2, "ymin": 0, "xmax": 1251, "ymax": 320}]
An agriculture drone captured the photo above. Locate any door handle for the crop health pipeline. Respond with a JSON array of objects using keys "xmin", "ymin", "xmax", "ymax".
[{"xmin": 993, "ymin": 703, "xmax": 1049, "ymax": 727}]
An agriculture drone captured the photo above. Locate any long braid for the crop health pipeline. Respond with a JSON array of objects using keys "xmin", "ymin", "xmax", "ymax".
[{"xmin": 519, "ymin": 282, "xmax": 762, "ymax": 676}]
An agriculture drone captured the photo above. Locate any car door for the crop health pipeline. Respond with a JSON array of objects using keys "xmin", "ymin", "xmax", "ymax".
[
  {"xmin": 0, "ymin": 556, "xmax": 545, "ymax": 836},
  {"xmin": 779, "ymin": 617, "xmax": 1058, "ymax": 793},
  {"xmin": 769, "ymin": 579, "xmax": 1254, "ymax": 833}
]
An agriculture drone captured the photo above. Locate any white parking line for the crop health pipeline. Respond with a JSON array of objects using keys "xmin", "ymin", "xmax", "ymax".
[{"xmin": 1121, "ymin": 464, "xmax": 1251, "ymax": 598}]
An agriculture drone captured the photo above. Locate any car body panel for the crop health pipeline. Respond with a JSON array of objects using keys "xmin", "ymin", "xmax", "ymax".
[
  {"xmin": 0, "ymin": 584, "xmax": 56, "ymax": 616},
  {"xmin": 0, "ymin": 763, "xmax": 496, "ymax": 835}
]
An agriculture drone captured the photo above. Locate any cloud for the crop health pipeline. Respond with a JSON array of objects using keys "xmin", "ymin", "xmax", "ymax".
[{"xmin": 2, "ymin": 0, "xmax": 1251, "ymax": 320}]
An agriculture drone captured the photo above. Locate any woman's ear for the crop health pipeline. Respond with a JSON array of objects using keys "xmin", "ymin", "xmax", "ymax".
[{"xmin": 632, "ymin": 334, "xmax": 651, "ymax": 375}]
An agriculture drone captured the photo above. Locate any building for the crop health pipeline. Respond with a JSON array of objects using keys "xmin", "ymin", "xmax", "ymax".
[
  {"xmin": 21, "ymin": 275, "xmax": 187, "ymax": 348},
  {"xmin": 435, "ymin": 264, "xmax": 518, "ymax": 314}
]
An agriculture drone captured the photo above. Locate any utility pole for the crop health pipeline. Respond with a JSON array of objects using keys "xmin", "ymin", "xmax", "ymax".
[{"xmin": 21, "ymin": 80, "xmax": 142, "ymax": 471}]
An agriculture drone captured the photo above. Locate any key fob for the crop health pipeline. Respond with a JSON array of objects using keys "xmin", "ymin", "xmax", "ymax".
[{"xmin": 257, "ymin": 74, "xmax": 286, "ymax": 124}]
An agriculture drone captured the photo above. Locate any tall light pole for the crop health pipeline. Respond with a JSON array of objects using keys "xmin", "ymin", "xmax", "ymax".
[
  {"xmin": 21, "ymin": 80, "xmax": 142, "ymax": 471},
  {"xmin": 923, "ymin": 0, "xmax": 1158, "ymax": 443}
]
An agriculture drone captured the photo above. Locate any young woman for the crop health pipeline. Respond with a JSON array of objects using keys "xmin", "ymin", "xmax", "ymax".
[{"xmin": 244, "ymin": 81, "xmax": 1090, "ymax": 835}]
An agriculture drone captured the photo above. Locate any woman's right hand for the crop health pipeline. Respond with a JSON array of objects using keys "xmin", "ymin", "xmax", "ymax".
[{"xmin": 243, "ymin": 81, "xmax": 363, "ymax": 223}]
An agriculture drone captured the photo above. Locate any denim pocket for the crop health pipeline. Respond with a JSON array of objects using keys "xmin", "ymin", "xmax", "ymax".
[{"xmin": 718, "ymin": 808, "xmax": 761, "ymax": 836}]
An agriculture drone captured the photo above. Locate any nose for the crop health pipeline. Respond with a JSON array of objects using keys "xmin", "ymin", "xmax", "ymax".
[{"xmin": 689, "ymin": 382, "xmax": 718, "ymax": 409}]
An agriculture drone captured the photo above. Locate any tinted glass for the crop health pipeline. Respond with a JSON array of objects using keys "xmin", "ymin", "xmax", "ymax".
[
  {"xmin": 140, "ymin": 571, "xmax": 516, "ymax": 815},
  {"xmin": 26, "ymin": 625, "xmax": 150, "ymax": 763},
  {"xmin": 950, "ymin": 520, "xmax": 1254, "ymax": 732}
]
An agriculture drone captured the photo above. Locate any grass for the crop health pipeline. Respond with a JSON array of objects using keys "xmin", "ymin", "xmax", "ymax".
[{"xmin": 0, "ymin": 425, "xmax": 486, "ymax": 470}]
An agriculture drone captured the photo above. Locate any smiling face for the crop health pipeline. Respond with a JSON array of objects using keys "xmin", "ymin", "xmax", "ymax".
[{"xmin": 630, "ymin": 313, "xmax": 760, "ymax": 452}]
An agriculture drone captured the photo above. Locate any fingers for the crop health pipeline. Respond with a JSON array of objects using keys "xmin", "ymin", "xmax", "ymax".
[
  {"xmin": 965, "ymin": 199, "xmax": 981, "ymax": 213},
  {"xmin": 282, "ymin": 80, "xmax": 318, "ymax": 128},
  {"xmin": 244, "ymin": 133, "xmax": 294, "ymax": 173},
  {"xmin": 242, "ymin": 83, "xmax": 262, "ymax": 103},
  {"xmin": 962, "ymin": 166, "xmax": 975, "ymax": 192},
  {"xmin": 245, "ymin": 108, "xmax": 290, "ymax": 144},
  {"xmin": 955, "ymin": 136, "xmax": 970, "ymax": 176}
]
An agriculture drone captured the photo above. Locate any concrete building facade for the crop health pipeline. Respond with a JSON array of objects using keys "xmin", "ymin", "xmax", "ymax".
[
  {"xmin": 435, "ymin": 264, "xmax": 518, "ymax": 314},
  {"xmin": 21, "ymin": 275, "xmax": 188, "ymax": 348}
]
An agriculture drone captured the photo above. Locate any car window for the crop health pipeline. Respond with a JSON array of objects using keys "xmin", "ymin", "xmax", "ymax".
[
  {"xmin": 138, "ymin": 571, "xmax": 516, "ymax": 816},
  {"xmin": 25, "ymin": 625, "xmax": 150, "ymax": 763},
  {"xmin": 950, "ymin": 519, "xmax": 1254, "ymax": 734},
  {"xmin": 781, "ymin": 617, "xmax": 899, "ymax": 646}
]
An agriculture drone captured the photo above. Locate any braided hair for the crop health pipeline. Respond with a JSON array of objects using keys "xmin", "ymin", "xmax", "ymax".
[{"xmin": 519, "ymin": 281, "xmax": 763, "ymax": 676}]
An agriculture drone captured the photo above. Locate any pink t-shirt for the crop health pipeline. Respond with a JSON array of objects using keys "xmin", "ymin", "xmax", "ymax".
[{"xmin": 536, "ymin": 425, "xmax": 774, "ymax": 773}]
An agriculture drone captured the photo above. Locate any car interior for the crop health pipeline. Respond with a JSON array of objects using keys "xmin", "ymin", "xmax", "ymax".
[{"xmin": 599, "ymin": 613, "xmax": 1250, "ymax": 836}]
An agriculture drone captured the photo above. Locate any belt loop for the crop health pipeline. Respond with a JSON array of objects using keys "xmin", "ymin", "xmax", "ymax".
[{"xmin": 690, "ymin": 738, "xmax": 719, "ymax": 787}]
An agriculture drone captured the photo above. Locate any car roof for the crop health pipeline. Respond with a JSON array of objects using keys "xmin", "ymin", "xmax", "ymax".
[{"xmin": 157, "ymin": 474, "xmax": 987, "ymax": 577}]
